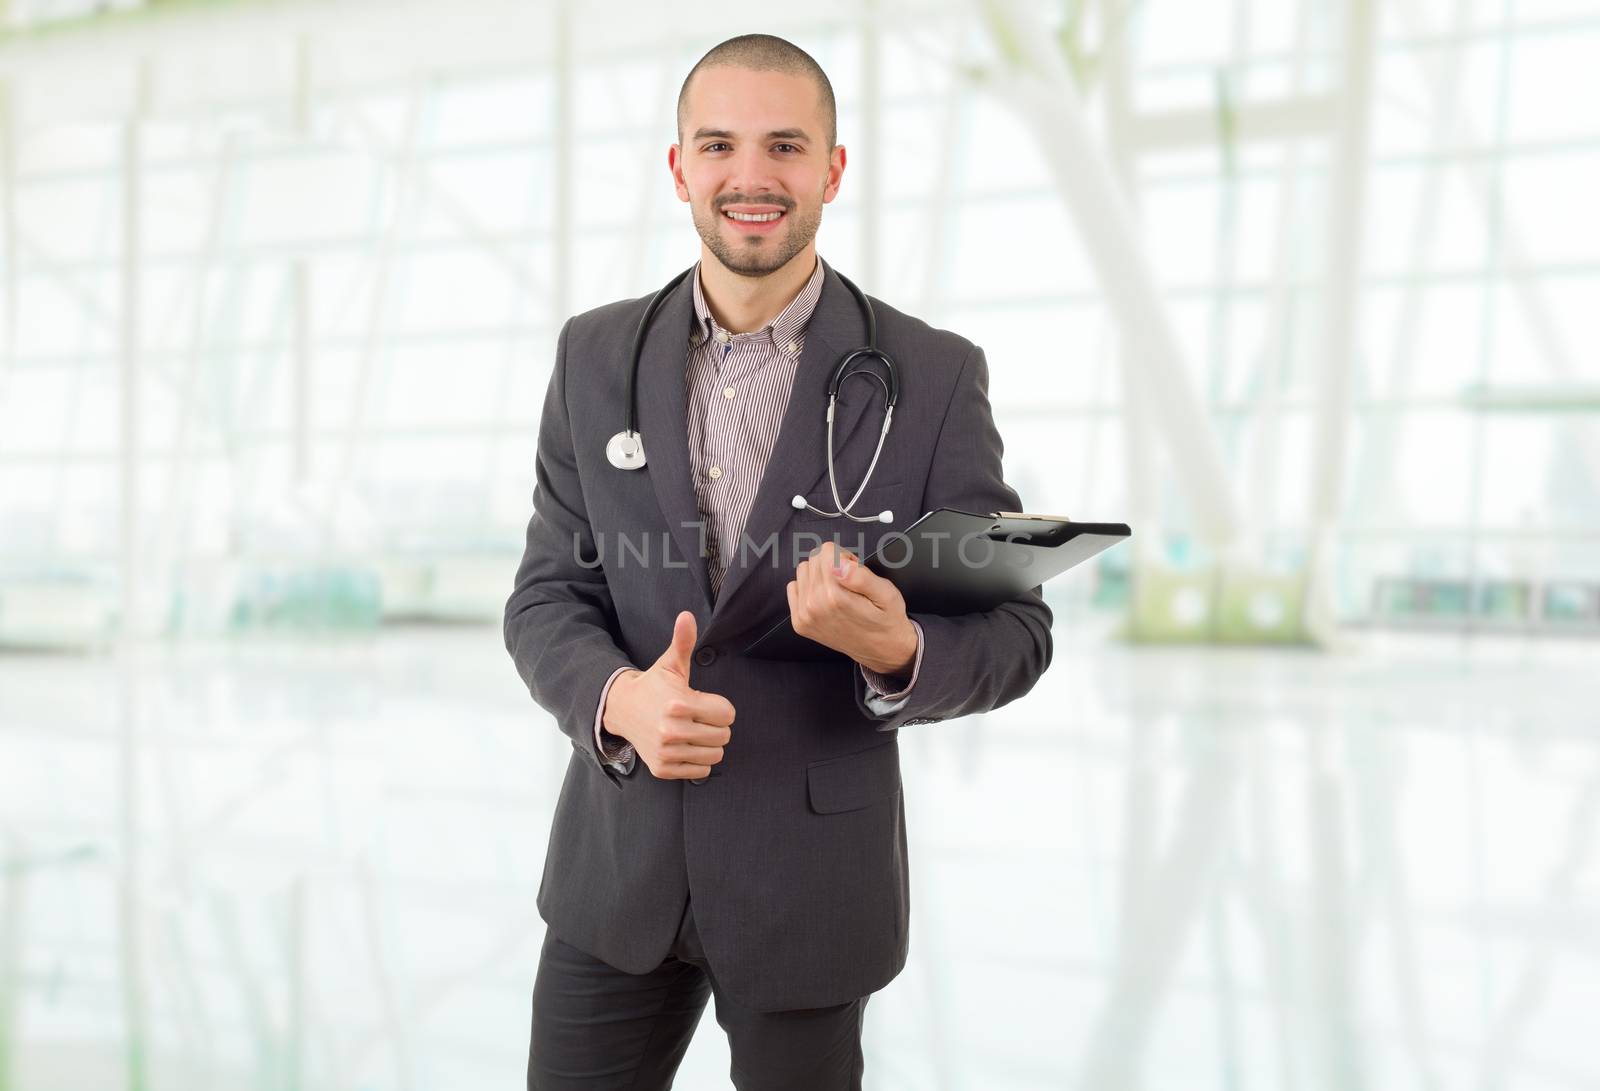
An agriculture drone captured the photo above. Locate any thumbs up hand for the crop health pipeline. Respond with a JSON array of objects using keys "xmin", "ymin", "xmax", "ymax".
[{"xmin": 601, "ymin": 610, "xmax": 735, "ymax": 780}]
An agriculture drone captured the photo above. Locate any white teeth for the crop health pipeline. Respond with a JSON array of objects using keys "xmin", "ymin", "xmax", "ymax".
[{"xmin": 725, "ymin": 210, "xmax": 783, "ymax": 222}]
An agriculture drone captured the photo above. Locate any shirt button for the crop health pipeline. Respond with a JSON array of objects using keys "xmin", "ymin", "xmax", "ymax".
[
  {"xmin": 786, "ymin": 340, "xmax": 800, "ymax": 354},
  {"xmin": 715, "ymin": 329, "xmax": 731, "ymax": 344},
  {"xmin": 708, "ymin": 466, "xmax": 722, "ymax": 480},
  {"xmin": 723, "ymin": 386, "xmax": 736, "ymax": 399}
]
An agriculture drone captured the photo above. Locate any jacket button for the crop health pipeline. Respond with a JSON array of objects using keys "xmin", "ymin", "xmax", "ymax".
[{"xmin": 694, "ymin": 646, "xmax": 717, "ymax": 666}]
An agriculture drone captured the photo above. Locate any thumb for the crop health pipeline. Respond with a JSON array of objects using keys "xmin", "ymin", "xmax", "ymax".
[
  {"xmin": 835, "ymin": 553, "xmax": 895, "ymax": 607},
  {"xmin": 654, "ymin": 610, "xmax": 697, "ymax": 680}
]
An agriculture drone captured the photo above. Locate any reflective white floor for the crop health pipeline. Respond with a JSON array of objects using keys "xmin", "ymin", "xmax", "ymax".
[{"xmin": 1, "ymin": 623, "xmax": 1596, "ymax": 1090}]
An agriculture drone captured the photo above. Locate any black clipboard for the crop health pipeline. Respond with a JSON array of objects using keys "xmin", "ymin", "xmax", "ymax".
[{"xmin": 742, "ymin": 507, "xmax": 1131, "ymax": 660}]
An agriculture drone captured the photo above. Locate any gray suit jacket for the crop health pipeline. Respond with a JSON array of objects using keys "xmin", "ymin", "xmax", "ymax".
[{"xmin": 503, "ymin": 257, "xmax": 1053, "ymax": 1011}]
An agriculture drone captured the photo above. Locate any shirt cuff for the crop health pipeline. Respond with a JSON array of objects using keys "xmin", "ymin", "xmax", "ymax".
[
  {"xmin": 594, "ymin": 666, "xmax": 638, "ymax": 774},
  {"xmin": 860, "ymin": 619, "xmax": 923, "ymax": 714}
]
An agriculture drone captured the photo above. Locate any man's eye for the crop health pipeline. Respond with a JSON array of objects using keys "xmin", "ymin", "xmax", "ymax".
[
  {"xmin": 704, "ymin": 142, "xmax": 730, "ymax": 152},
  {"xmin": 774, "ymin": 144, "xmax": 800, "ymax": 153}
]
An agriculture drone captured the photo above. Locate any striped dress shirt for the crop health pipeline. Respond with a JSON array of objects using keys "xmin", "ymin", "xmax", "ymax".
[{"xmin": 592, "ymin": 257, "xmax": 924, "ymax": 772}]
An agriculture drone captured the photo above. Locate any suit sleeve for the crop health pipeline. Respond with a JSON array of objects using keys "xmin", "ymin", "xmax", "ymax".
[
  {"xmin": 504, "ymin": 316, "xmax": 638, "ymax": 776},
  {"xmin": 854, "ymin": 344, "xmax": 1053, "ymax": 729}
]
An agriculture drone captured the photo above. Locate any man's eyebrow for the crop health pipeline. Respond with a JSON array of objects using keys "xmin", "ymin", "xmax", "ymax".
[{"xmin": 691, "ymin": 127, "xmax": 812, "ymax": 142}]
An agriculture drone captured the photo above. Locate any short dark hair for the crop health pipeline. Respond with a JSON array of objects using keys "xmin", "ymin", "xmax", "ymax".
[{"xmin": 676, "ymin": 34, "xmax": 837, "ymax": 149}]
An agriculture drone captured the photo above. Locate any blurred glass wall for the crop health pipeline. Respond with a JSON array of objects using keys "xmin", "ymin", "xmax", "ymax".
[
  {"xmin": 1, "ymin": 0, "xmax": 1597, "ymax": 1088},
  {"xmin": 3, "ymin": 0, "xmax": 1598, "ymax": 638}
]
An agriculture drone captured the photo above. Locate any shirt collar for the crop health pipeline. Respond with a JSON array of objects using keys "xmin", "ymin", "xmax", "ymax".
[{"xmin": 689, "ymin": 255, "xmax": 825, "ymax": 353}]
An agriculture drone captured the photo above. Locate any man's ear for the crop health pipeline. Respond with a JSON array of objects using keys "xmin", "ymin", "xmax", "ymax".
[
  {"xmin": 668, "ymin": 144, "xmax": 690, "ymax": 202},
  {"xmin": 822, "ymin": 144, "xmax": 846, "ymax": 205}
]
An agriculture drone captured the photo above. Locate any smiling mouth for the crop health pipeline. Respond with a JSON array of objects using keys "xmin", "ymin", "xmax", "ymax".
[{"xmin": 722, "ymin": 208, "xmax": 787, "ymax": 229}]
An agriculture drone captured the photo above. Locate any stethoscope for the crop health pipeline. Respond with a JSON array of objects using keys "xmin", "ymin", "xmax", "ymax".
[{"xmin": 606, "ymin": 263, "xmax": 900, "ymax": 524}]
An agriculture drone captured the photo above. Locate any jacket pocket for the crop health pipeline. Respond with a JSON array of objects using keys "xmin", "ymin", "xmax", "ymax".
[{"xmin": 806, "ymin": 741, "xmax": 901, "ymax": 814}]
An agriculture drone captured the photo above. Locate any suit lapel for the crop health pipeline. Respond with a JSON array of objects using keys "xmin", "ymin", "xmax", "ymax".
[{"xmin": 633, "ymin": 272, "xmax": 716, "ymax": 613}]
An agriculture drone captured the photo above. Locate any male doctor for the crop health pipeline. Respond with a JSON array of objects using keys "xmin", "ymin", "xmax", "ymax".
[{"xmin": 505, "ymin": 33, "xmax": 1053, "ymax": 1091}]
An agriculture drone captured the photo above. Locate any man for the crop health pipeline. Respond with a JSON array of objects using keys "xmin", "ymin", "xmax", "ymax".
[{"xmin": 505, "ymin": 33, "xmax": 1052, "ymax": 1090}]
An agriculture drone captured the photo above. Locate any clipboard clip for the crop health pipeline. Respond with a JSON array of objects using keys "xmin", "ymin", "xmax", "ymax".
[{"xmin": 987, "ymin": 511, "xmax": 1075, "ymax": 547}]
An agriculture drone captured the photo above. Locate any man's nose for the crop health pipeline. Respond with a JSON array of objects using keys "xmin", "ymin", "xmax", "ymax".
[{"xmin": 724, "ymin": 147, "xmax": 783, "ymax": 198}]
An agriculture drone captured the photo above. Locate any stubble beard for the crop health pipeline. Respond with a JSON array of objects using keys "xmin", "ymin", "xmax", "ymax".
[{"xmin": 692, "ymin": 193, "xmax": 823, "ymax": 278}]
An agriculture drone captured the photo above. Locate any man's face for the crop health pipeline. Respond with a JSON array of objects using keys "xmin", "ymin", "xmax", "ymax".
[{"xmin": 670, "ymin": 65, "xmax": 845, "ymax": 278}]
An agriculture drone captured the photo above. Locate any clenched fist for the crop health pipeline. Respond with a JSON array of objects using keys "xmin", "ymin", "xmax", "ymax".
[
  {"xmin": 787, "ymin": 541, "xmax": 917, "ymax": 677},
  {"xmin": 601, "ymin": 611, "xmax": 736, "ymax": 781}
]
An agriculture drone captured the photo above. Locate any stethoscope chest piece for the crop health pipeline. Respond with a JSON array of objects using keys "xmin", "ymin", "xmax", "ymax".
[{"xmin": 607, "ymin": 429, "xmax": 647, "ymax": 470}]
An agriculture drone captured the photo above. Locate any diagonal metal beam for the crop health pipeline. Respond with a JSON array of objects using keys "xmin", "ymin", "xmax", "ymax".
[
  {"xmin": 977, "ymin": 0, "xmax": 1245, "ymax": 548},
  {"xmin": 1347, "ymin": 0, "xmax": 1478, "ymax": 531},
  {"xmin": 1097, "ymin": 0, "xmax": 1160, "ymax": 566}
]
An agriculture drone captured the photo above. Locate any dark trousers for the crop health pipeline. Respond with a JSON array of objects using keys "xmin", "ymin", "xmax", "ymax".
[{"xmin": 527, "ymin": 896, "xmax": 868, "ymax": 1090}]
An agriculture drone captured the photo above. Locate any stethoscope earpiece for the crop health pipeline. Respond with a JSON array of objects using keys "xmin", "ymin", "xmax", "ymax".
[
  {"xmin": 792, "ymin": 494, "xmax": 893, "ymax": 523},
  {"xmin": 618, "ymin": 263, "xmax": 898, "ymax": 524}
]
